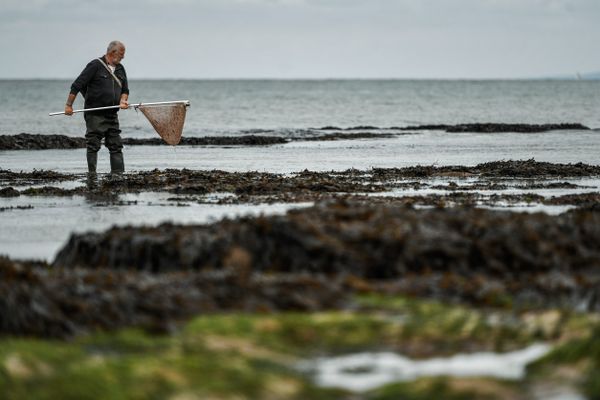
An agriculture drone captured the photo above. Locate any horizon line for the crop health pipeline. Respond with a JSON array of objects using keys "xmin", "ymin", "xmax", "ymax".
[{"xmin": 0, "ymin": 76, "xmax": 596, "ymax": 81}]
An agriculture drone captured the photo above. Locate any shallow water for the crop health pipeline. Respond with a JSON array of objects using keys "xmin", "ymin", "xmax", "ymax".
[
  {"xmin": 0, "ymin": 192, "xmax": 311, "ymax": 261},
  {"xmin": 301, "ymin": 344, "xmax": 551, "ymax": 392},
  {"xmin": 1, "ymin": 130, "xmax": 598, "ymax": 174}
]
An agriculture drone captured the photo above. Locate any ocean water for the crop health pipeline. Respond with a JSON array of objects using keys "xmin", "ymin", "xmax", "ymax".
[{"xmin": 1, "ymin": 79, "xmax": 600, "ymax": 137}]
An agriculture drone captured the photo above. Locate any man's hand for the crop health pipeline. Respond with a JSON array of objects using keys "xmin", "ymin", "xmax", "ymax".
[
  {"xmin": 120, "ymin": 99, "xmax": 129, "ymax": 109},
  {"xmin": 65, "ymin": 93, "xmax": 77, "ymax": 115}
]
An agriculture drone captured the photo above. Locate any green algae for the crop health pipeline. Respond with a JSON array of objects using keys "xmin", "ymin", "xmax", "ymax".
[
  {"xmin": 368, "ymin": 377, "xmax": 517, "ymax": 400},
  {"xmin": 355, "ymin": 294, "xmax": 548, "ymax": 353},
  {"xmin": 183, "ymin": 312, "xmax": 394, "ymax": 356},
  {"xmin": 527, "ymin": 325, "xmax": 600, "ymax": 399},
  {"xmin": 0, "ymin": 326, "xmax": 346, "ymax": 400},
  {"xmin": 1, "ymin": 297, "xmax": 598, "ymax": 399}
]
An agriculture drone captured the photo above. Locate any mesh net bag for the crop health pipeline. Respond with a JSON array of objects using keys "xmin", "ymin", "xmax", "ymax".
[{"xmin": 138, "ymin": 103, "xmax": 187, "ymax": 145}]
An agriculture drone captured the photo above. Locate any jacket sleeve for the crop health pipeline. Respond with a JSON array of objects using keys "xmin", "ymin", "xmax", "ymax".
[
  {"xmin": 120, "ymin": 66, "xmax": 129, "ymax": 96},
  {"xmin": 70, "ymin": 60, "xmax": 98, "ymax": 95}
]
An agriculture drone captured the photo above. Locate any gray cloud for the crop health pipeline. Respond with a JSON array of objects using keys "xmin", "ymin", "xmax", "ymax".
[{"xmin": 1, "ymin": 0, "xmax": 599, "ymax": 78}]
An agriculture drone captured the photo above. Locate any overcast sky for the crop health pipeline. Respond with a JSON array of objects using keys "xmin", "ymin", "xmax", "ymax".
[{"xmin": 1, "ymin": 0, "xmax": 599, "ymax": 79}]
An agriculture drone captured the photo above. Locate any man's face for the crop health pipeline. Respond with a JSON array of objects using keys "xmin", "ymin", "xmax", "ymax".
[{"xmin": 110, "ymin": 47, "xmax": 126, "ymax": 65}]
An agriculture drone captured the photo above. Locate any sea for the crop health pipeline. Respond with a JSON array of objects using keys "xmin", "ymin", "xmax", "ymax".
[
  {"xmin": 2, "ymin": 79, "xmax": 600, "ymax": 136},
  {"xmin": 1, "ymin": 79, "xmax": 599, "ymax": 260}
]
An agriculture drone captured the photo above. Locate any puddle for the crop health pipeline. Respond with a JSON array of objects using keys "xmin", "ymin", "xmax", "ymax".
[{"xmin": 300, "ymin": 344, "xmax": 551, "ymax": 392}]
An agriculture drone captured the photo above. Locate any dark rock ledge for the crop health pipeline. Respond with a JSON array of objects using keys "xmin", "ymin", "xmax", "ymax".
[
  {"xmin": 53, "ymin": 201, "xmax": 600, "ymax": 311},
  {"xmin": 2, "ymin": 200, "xmax": 600, "ymax": 338}
]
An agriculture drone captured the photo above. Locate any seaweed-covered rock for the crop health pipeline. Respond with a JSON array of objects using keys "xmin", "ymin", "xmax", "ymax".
[
  {"xmin": 0, "ymin": 169, "xmax": 76, "ymax": 186},
  {"xmin": 2, "ymin": 161, "xmax": 599, "ymax": 199},
  {"xmin": 444, "ymin": 123, "xmax": 589, "ymax": 133},
  {"xmin": 0, "ymin": 187, "xmax": 20, "ymax": 197},
  {"xmin": 398, "ymin": 123, "xmax": 589, "ymax": 133},
  {"xmin": 50, "ymin": 201, "xmax": 600, "ymax": 312},
  {"xmin": 0, "ymin": 257, "xmax": 346, "ymax": 338},
  {"xmin": 123, "ymin": 135, "xmax": 288, "ymax": 146},
  {"xmin": 0, "ymin": 133, "xmax": 86, "ymax": 150},
  {"xmin": 476, "ymin": 159, "xmax": 600, "ymax": 177},
  {"xmin": 54, "ymin": 202, "xmax": 600, "ymax": 277},
  {"xmin": 0, "ymin": 134, "xmax": 288, "ymax": 150},
  {"xmin": 372, "ymin": 160, "xmax": 600, "ymax": 179}
]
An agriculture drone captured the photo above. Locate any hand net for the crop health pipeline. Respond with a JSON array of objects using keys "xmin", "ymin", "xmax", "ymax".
[{"xmin": 138, "ymin": 103, "xmax": 187, "ymax": 145}]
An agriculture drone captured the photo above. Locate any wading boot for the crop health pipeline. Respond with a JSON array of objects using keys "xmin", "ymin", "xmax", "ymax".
[
  {"xmin": 86, "ymin": 152, "xmax": 98, "ymax": 189},
  {"xmin": 110, "ymin": 152, "xmax": 125, "ymax": 180},
  {"xmin": 87, "ymin": 152, "xmax": 98, "ymax": 173},
  {"xmin": 86, "ymin": 172, "xmax": 98, "ymax": 190}
]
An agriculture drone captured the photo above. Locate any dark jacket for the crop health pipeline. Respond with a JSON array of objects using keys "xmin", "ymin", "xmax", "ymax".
[{"xmin": 70, "ymin": 56, "xmax": 129, "ymax": 114}]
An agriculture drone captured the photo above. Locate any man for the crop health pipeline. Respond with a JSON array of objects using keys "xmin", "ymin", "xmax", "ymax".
[{"xmin": 66, "ymin": 41, "xmax": 129, "ymax": 175}]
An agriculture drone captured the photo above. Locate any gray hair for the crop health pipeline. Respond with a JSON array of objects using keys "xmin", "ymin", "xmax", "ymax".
[{"xmin": 107, "ymin": 40, "xmax": 125, "ymax": 53}]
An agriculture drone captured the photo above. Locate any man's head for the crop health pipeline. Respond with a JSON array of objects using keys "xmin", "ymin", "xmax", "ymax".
[{"xmin": 106, "ymin": 41, "xmax": 126, "ymax": 66}]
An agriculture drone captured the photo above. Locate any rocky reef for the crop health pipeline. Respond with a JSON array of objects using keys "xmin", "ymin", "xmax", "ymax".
[
  {"xmin": 0, "ymin": 133, "xmax": 287, "ymax": 150},
  {"xmin": 1, "ymin": 123, "xmax": 590, "ymax": 150},
  {"xmin": 402, "ymin": 123, "xmax": 590, "ymax": 133},
  {"xmin": 54, "ymin": 201, "xmax": 600, "ymax": 309}
]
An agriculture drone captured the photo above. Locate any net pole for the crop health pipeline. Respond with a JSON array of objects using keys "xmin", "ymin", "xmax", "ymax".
[
  {"xmin": 49, "ymin": 105, "xmax": 120, "ymax": 116},
  {"xmin": 49, "ymin": 100, "xmax": 190, "ymax": 116}
]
